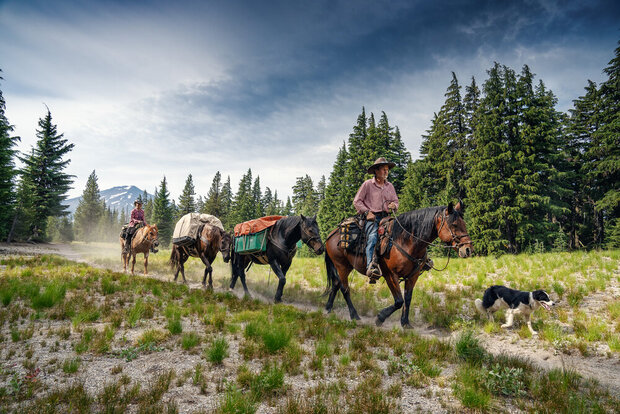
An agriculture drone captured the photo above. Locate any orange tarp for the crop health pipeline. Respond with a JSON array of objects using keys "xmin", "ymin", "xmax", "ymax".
[{"xmin": 234, "ymin": 215, "xmax": 284, "ymax": 237}]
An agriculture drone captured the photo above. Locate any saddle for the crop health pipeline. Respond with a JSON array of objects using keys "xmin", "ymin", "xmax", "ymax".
[
  {"xmin": 338, "ymin": 216, "xmax": 365, "ymax": 253},
  {"xmin": 377, "ymin": 217, "xmax": 395, "ymax": 257}
]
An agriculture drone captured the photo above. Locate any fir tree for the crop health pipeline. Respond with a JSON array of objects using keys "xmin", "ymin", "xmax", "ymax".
[
  {"xmin": 565, "ymin": 81, "xmax": 601, "ymax": 248},
  {"xmin": 0, "ymin": 71, "xmax": 20, "ymax": 240},
  {"xmin": 177, "ymin": 174, "xmax": 196, "ymax": 218},
  {"xmin": 232, "ymin": 169, "xmax": 255, "ymax": 224},
  {"xmin": 252, "ymin": 177, "xmax": 264, "ymax": 217},
  {"xmin": 151, "ymin": 176, "xmax": 174, "ymax": 247},
  {"xmin": 586, "ymin": 41, "xmax": 620, "ymax": 246},
  {"xmin": 220, "ymin": 176, "xmax": 233, "ymax": 229},
  {"xmin": 292, "ymin": 175, "xmax": 317, "ymax": 216},
  {"xmin": 283, "ymin": 197, "xmax": 293, "ymax": 216},
  {"xmin": 18, "ymin": 108, "xmax": 74, "ymax": 240},
  {"xmin": 203, "ymin": 171, "xmax": 223, "ymax": 216},
  {"xmin": 74, "ymin": 170, "xmax": 104, "ymax": 242},
  {"xmin": 318, "ymin": 143, "xmax": 351, "ymax": 237}
]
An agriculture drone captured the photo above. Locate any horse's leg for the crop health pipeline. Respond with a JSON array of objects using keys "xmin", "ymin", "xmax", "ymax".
[
  {"xmin": 238, "ymin": 264, "xmax": 251, "ymax": 297},
  {"xmin": 400, "ymin": 273, "xmax": 421, "ymax": 328},
  {"xmin": 269, "ymin": 259, "xmax": 287, "ymax": 303},
  {"xmin": 376, "ymin": 272, "xmax": 404, "ymax": 326},
  {"xmin": 199, "ymin": 253, "xmax": 213, "ymax": 289},
  {"xmin": 179, "ymin": 253, "xmax": 188, "ymax": 284},
  {"xmin": 143, "ymin": 252, "xmax": 149, "ymax": 276},
  {"xmin": 131, "ymin": 252, "xmax": 137, "ymax": 275}
]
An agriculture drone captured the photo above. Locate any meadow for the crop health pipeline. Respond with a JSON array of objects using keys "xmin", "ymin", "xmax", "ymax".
[{"xmin": 0, "ymin": 245, "xmax": 618, "ymax": 413}]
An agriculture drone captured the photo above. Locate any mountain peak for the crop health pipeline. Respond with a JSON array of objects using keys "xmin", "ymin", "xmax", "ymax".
[{"xmin": 65, "ymin": 186, "xmax": 153, "ymax": 216}]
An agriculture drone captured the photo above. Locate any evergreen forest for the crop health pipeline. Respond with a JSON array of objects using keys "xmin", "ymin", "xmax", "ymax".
[{"xmin": 0, "ymin": 42, "xmax": 618, "ymax": 254}]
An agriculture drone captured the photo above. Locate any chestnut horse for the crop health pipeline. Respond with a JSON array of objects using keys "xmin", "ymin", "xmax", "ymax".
[
  {"xmin": 120, "ymin": 224, "xmax": 159, "ymax": 275},
  {"xmin": 169, "ymin": 224, "xmax": 233, "ymax": 289},
  {"xmin": 324, "ymin": 202, "xmax": 473, "ymax": 328},
  {"xmin": 229, "ymin": 215, "xmax": 324, "ymax": 302}
]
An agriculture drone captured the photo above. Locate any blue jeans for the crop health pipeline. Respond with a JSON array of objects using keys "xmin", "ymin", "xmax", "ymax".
[{"xmin": 365, "ymin": 220, "xmax": 379, "ymax": 268}]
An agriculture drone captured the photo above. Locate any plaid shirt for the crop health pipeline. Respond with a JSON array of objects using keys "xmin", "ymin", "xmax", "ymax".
[
  {"xmin": 129, "ymin": 208, "xmax": 147, "ymax": 227},
  {"xmin": 353, "ymin": 178, "xmax": 399, "ymax": 214}
]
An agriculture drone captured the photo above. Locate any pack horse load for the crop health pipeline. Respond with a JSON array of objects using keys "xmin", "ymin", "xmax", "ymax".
[
  {"xmin": 169, "ymin": 213, "xmax": 233, "ymax": 289},
  {"xmin": 229, "ymin": 215, "xmax": 324, "ymax": 303}
]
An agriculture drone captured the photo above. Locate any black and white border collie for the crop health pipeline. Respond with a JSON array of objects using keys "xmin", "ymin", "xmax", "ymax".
[{"xmin": 475, "ymin": 285, "xmax": 555, "ymax": 335}]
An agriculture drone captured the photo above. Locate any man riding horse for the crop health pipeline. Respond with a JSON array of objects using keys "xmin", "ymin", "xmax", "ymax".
[
  {"xmin": 353, "ymin": 157, "xmax": 399, "ymax": 283},
  {"xmin": 354, "ymin": 157, "xmax": 431, "ymax": 283},
  {"xmin": 123, "ymin": 198, "xmax": 147, "ymax": 254}
]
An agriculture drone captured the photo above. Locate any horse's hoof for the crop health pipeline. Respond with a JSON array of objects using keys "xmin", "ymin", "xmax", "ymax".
[
  {"xmin": 352, "ymin": 314, "xmax": 361, "ymax": 321},
  {"xmin": 207, "ymin": 285, "xmax": 214, "ymax": 292},
  {"xmin": 375, "ymin": 317, "xmax": 384, "ymax": 327},
  {"xmin": 402, "ymin": 323, "xmax": 413, "ymax": 330},
  {"xmin": 274, "ymin": 298, "xmax": 282, "ymax": 304}
]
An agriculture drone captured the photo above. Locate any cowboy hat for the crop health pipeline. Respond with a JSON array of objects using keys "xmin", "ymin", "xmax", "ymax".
[{"xmin": 367, "ymin": 157, "xmax": 396, "ymax": 174}]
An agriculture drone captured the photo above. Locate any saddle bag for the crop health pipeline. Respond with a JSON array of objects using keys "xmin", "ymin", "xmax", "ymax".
[
  {"xmin": 234, "ymin": 229, "xmax": 269, "ymax": 255},
  {"xmin": 338, "ymin": 217, "xmax": 363, "ymax": 252}
]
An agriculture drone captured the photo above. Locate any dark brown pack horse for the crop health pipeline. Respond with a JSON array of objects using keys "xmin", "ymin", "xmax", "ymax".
[
  {"xmin": 324, "ymin": 202, "xmax": 473, "ymax": 328},
  {"xmin": 120, "ymin": 224, "xmax": 159, "ymax": 275},
  {"xmin": 229, "ymin": 215, "xmax": 324, "ymax": 302},
  {"xmin": 169, "ymin": 224, "xmax": 233, "ymax": 289}
]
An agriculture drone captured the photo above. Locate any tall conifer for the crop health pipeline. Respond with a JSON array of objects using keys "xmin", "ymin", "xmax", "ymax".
[
  {"xmin": 152, "ymin": 176, "xmax": 174, "ymax": 247},
  {"xmin": 74, "ymin": 170, "xmax": 104, "ymax": 242},
  {"xmin": 18, "ymin": 108, "xmax": 74, "ymax": 240},
  {"xmin": 0, "ymin": 71, "xmax": 20, "ymax": 240}
]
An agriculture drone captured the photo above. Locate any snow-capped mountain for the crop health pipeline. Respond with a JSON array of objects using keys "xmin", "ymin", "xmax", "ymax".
[{"xmin": 65, "ymin": 186, "xmax": 153, "ymax": 216}]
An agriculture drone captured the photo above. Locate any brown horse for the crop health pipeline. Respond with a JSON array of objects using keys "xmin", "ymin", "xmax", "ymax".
[
  {"xmin": 120, "ymin": 224, "xmax": 159, "ymax": 275},
  {"xmin": 324, "ymin": 201, "xmax": 473, "ymax": 328},
  {"xmin": 169, "ymin": 224, "xmax": 232, "ymax": 289}
]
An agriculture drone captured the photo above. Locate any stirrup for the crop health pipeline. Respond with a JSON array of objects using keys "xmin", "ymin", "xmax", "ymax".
[{"xmin": 366, "ymin": 263, "xmax": 382, "ymax": 284}]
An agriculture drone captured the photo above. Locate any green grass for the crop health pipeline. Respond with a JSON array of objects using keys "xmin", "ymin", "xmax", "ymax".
[
  {"xmin": 206, "ymin": 337, "xmax": 229, "ymax": 364},
  {"xmin": 1, "ymin": 250, "xmax": 619, "ymax": 413}
]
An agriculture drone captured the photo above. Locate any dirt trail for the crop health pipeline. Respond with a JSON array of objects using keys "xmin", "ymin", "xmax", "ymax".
[{"xmin": 2, "ymin": 242, "xmax": 619, "ymax": 397}]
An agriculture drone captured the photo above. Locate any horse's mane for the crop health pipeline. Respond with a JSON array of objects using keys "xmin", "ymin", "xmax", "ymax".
[{"xmin": 392, "ymin": 206, "xmax": 445, "ymax": 242}]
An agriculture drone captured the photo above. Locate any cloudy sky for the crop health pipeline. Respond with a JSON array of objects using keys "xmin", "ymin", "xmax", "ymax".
[{"xmin": 1, "ymin": 0, "xmax": 618, "ymax": 201}]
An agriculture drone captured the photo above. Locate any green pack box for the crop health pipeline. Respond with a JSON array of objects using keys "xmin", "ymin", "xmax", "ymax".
[{"xmin": 234, "ymin": 229, "xmax": 268, "ymax": 254}]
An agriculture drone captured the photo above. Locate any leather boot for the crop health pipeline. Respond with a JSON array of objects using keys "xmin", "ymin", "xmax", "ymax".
[{"xmin": 366, "ymin": 255, "xmax": 382, "ymax": 284}]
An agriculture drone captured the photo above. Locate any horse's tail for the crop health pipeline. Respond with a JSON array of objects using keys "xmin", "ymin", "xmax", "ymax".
[
  {"xmin": 322, "ymin": 252, "xmax": 340, "ymax": 297},
  {"xmin": 169, "ymin": 244, "xmax": 179, "ymax": 270}
]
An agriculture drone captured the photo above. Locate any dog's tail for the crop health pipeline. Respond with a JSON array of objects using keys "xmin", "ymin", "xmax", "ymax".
[{"xmin": 474, "ymin": 298, "xmax": 485, "ymax": 315}]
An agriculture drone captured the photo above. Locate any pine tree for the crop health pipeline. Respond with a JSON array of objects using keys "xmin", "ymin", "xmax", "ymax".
[
  {"xmin": 177, "ymin": 174, "xmax": 196, "ymax": 218},
  {"xmin": 252, "ymin": 177, "xmax": 264, "ymax": 217},
  {"xmin": 232, "ymin": 169, "xmax": 255, "ymax": 224},
  {"xmin": 586, "ymin": 41, "xmax": 620, "ymax": 246},
  {"xmin": 74, "ymin": 170, "xmax": 104, "ymax": 242},
  {"xmin": 220, "ymin": 176, "xmax": 233, "ymax": 229},
  {"xmin": 0, "ymin": 71, "xmax": 21, "ymax": 240},
  {"xmin": 151, "ymin": 176, "xmax": 174, "ymax": 247},
  {"xmin": 318, "ymin": 143, "xmax": 351, "ymax": 237},
  {"xmin": 203, "ymin": 171, "xmax": 223, "ymax": 216},
  {"xmin": 18, "ymin": 108, "xmax": 74, "ymax": 240},
  {"xmin": 565, "ymin": 81, "xmax": 601, "ymax": 248},
  {"xmin": 292, "ymin": 175, "xmax": 317, "ymax": 216},
  {"xmin": 283, "ymin": 197, "xmax": 293, "ymax": 216},
  {"xmin": 466, "ymin": 63, "xmax": 513, "ymax": 254},
  {"xmin": 316, "ymin": 176, "xmax": 326, "ymax": 205},
  {"xmin": 388, "ymin": 126, "xmax": 411, "ymax": 194}
]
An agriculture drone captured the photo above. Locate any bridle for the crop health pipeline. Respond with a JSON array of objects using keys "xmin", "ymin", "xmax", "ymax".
[
  {"xmin": 139, "ymin": 225, "xmax": 158, "ymax": 245},
  {"xmin": 300, "ymin": 223, "xmax": 323, "ymax": 253},
  {"xmin": 435, "ymin": 212, "xmax": 471, "ymax": 249}
]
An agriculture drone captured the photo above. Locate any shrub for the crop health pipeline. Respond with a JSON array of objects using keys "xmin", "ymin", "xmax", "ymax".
[
  {"xmin": 181, "ymin": 332, "xmax": 201, "ymax": 350},
  {"xmin": 261, "ymin": 323, "xmax": 292, "ymax": 354},
  {"xmin": 217, "ymin": 383, "xmax": 256, "ymax": 414},
  {"xmin": 62, "ymin": 357, "xmax": 81, "ymax": 374},
  {"xmin": 484, "ymin": 363, "xmax": 526, "ymax": 397},
  {"xmin": 206, "ymin": 337, "xmax": 229, "ymax": 365},
  {"xmin": 455, "ymin": 330, "xmax": 486, "ymax": 365}
]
